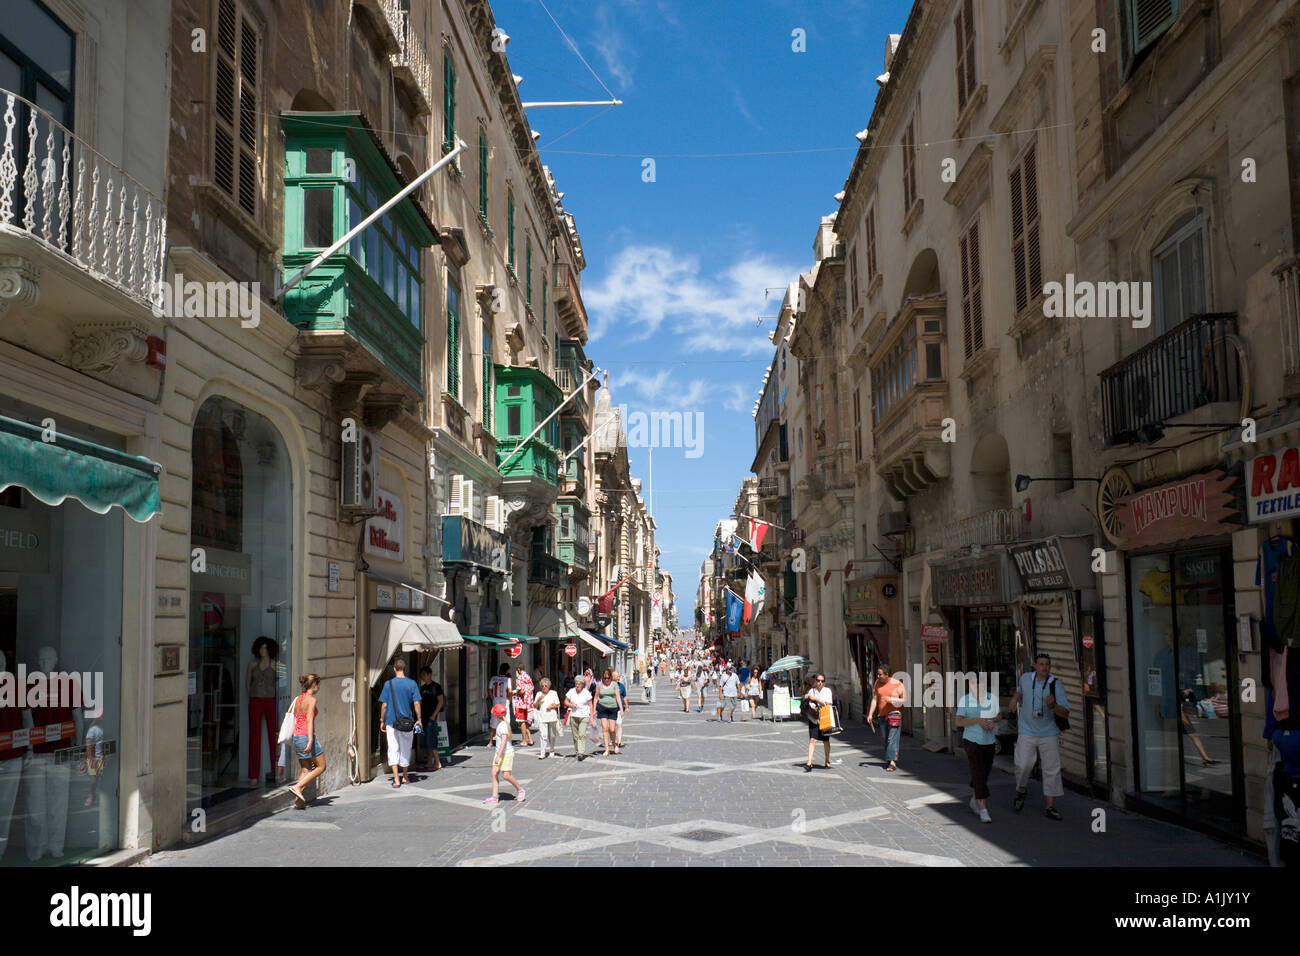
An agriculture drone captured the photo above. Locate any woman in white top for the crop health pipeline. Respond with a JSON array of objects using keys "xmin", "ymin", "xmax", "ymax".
[
  {"xmin": 677, "ymin": 667, "xmax": 693, "ymax": 711},
  {"xmin": 534, "ymin": 677, "xmax": 561, "ymax": 759},
  {"xmin": 564, "ymin": 675, "xmax": 594, "ymax": 761},
  {"xmin": 804, "ymin": 674, "xmax": 835, "ymax": 772}
]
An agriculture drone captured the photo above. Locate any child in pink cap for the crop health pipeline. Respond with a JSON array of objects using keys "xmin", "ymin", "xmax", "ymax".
[{"xmin": 485, "ymin": 703, "xmax": 524, "ymax": 805}]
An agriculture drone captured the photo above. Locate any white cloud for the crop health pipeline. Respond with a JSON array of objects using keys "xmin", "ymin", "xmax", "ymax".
[
  {"xmin": 584, "ymin": 243, "xmax": 797, "ymax": 356},
  {"xmin": 590, "ymin": 6, "xmax": 633, "ymax": 90}
]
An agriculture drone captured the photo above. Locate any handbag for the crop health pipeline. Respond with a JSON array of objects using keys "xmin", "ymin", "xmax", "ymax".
[
  {"xmin": 277, "ymin": 696, "xmax": 298, "ymax": 744},
  {"xmin": 387, "ymin": 680, "xmax": 415, "ymax": 733},
  {"xmin": 886, "ymin": 711, "xmax": 903, "ymax": 728}
]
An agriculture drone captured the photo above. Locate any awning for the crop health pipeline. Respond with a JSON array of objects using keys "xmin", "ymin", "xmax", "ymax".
[
  {"xmin": 574, "ymin": 630, "xmax": 613, "ymax": 657},
  {"xmin": 463, "ymin": 634, "xmax": 516, "ymax": 648},
  {"xmin": 0, "ymin": 415, "xmax": 161, "ymax": 522},
  {"xmin": 369, "ymin": 613, "xmax": 463, "ymax": 684},
  {"xmin": 590, "ymin": 632, "xmax": 630, "ymax": 650},
  {"xmin": 490, "ymin": 631, "xmax": 538, "ymax": 645}
]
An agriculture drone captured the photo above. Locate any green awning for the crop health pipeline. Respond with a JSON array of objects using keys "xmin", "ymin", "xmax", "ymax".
[
  {"xmin": 488, "ymin": 632, "xmax": 546, "ymax": 647},
  {"xmin": 463, "ymin": 635, "xmax": 516, "ymax": 647},
  {"xmin": 0, "ymin": 415, "xmax": 161, "ymax": 522}
]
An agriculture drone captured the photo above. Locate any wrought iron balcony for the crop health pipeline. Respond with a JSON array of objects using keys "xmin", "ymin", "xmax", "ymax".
[
  {"xmin": 0, "ymin": 89, "xmax": 166, "ymax": 311},
  {"xmin": 529, "ymin": 542, "xmax": 567, "ymax": 589},
  {"xmin": 391, "ymin": 8, "xmax": 433, "ymax": 115},
  {"xmin": 1098, "ymin": 312, "xmax": 1240, "ymax": 447}
]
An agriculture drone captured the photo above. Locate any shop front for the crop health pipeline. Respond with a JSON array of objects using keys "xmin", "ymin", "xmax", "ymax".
[
  {"xmin": 1008, "ymin": 534, "xmax": 1102, "ymax": 791},
  {"xmin": 186, "ymin": 397, "xmax": 294, "ymax": 816},
  {"xmin": 931, "ymin": 551, "xmax": 1026, "ymax": 755},
  {"xmin": 844, "ymin": 573, "xmax": 898, "ymax": 719},
  {"xmin": 441, "ymin": 514, "xmax": 511, "ymax": 746},
  {"xmin": 1116, "ymin": 468, "xmax": 1244, "ymax": 832},
  {"xmin": 0, "ymin": 408, "xmax": 160, "ymax": 865}
]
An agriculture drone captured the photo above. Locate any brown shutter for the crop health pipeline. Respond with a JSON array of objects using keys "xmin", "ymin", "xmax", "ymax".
[
  {"xmin": 1010, "ymin": 164, "xmax": 1027, "ymax": 313},
  {"xmin": 1024, "ymin": 143, "xmax": 1042, "ymax": 300}
]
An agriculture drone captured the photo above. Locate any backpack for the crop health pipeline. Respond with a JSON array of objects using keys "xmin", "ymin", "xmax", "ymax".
[{"xmin": 1048, "ymin": 677, "xmax": 1069, "ymax": 732}]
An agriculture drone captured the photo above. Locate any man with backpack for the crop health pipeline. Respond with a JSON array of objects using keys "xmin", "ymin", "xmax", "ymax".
[{"xmin": 1010, "ymin": 653, "xmax": 1070, "ymax": 820}]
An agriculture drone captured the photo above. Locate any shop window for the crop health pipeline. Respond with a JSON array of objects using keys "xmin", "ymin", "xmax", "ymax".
[
  {"xmin": 0, "ymin": 481, "xmax": 123, "ymax": 865},
  {"xmin": 187, "ymin": 397, "xmax": 293, "ymax": 812}
]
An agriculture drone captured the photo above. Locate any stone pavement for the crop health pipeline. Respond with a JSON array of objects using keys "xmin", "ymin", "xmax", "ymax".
[{"xmin": 144, "ymin": 684, "xmax": 1262, "ymax": 867}]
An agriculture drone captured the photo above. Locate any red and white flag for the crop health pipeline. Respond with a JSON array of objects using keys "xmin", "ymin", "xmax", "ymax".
[{"xmin": 750, "ymin": 518, "xmax": 771, "ymax": 553}]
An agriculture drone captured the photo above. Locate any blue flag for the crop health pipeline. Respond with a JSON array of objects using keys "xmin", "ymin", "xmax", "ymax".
[{"xmin": 725, "ymin": 589, "xmax": 743, "ymax": 632}]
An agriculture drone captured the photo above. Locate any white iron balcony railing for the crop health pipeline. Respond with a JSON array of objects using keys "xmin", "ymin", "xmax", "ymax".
[
  {"xmin": 941, "ymin": 507, "xmax": 1024, "ymax": 553},
  {"xmin": 391, "ymin": 9, "xmax": 433, "ymax": 115},
  {"xmin": 0, "ymin": 89, "xmax": 166, "ymax": 308}
]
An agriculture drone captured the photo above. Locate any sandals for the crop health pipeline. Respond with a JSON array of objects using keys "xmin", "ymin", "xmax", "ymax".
[{"xmin": 1014, "ymin": 790, "xmax": 1026, "ymax": 812}]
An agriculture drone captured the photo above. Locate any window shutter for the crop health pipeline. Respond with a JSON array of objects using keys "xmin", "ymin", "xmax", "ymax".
[
  {"xmin": 526, "ymin": 239, "xmax": 532, "ymax": 306},
  {"xmin": 460, "ymin": 480, "xmax": 475, "ymax": 518},
  {"xmin": 1131, "ymin": 0, "xmax": 1179, "ymax": 56},
  {"xmin": 960, "ymin": 221, "xmax": 984, "ymax": 359},
  {"xmin": 213, "ymin": 0, "xmax": 259, "ymax": 216},
  {"xmin": 865, "ymin": 206, "xmax": 877, "ymax": 281},
  {"xmin": 478, "ymin": 130, "xmax": 488, "ymax": 221},
  {"xmin": 447, "ymin": 281, "xmax": 460, "ymax": 399},
  {"xmin": 954, "ymin": 11, "xmax": 968, "ymax": 110},
  {"xmin": 507, "ymin": 193, "xmax": 515, "ymax": 269},
  {"xmin": 443, "ymin": 49, "xmax": 456, "ymax": 154},
  {"xmin": 1024, "ymin": 144, "xmax": 1041, "ymax": 300},
  {"xmin": 486, "ymin": 495, "xmax": 501, "ymax": 531},
  {"xmin": 449, "ymin": 474, "xmax": 463, "ymax": 516},
  {"xmin": 1009, "ymin": 164, "xmax": 1027, "ymax": 312},
  {"xmin": 482, "ymin": 329, "xmax": 492, "ymax": 426}
]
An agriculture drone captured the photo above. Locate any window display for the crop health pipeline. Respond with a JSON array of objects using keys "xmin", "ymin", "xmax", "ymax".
[{"xmin": 187, "ymin": 398, "xmax": 293, "ymax": 810}]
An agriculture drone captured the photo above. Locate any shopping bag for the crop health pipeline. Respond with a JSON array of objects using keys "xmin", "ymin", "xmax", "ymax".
[
  {"xmin": 277, "ymin": 703, "xmax": 296, "ymax": 744},
  {"xmin": 434, "ymin": 719, "xmax": 451, "ymax": 758},
  {"xmin": 740, "ymin": 698, "xmax": 750, "ymax": 713},
  {"xmin": 825, "ymin": 706, "xmax": 844, "ymax": 736},
  {"xmin": 818, "ymin": 704, "xmax": 834, "ymax": 732}
]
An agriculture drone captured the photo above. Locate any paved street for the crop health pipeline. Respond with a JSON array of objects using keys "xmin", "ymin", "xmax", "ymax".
[{"xmin": 146, "ymin": 685, "xmax": 1262, "ymax": 867}]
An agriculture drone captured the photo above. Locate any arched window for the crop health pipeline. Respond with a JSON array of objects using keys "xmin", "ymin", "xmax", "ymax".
[
  {"xmin": 188, "ymin": 397, "xmax": 293, "ymax": 810},
  {"xmin": 1152, "ymin": 211, "xmax": 1207, "ymax": 333}
]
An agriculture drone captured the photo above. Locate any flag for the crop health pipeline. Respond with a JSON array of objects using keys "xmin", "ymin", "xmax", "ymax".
[
  {"xmin": 745, "ymin": 571, "xmax": 766, "ymax": 621},
  {"xmin": 725, "ymin": 589, "xmax": 744, "ymax": 632},
  {"xmin": 750, "ymin": 518, "xmax": 771, "ymax": 553}
]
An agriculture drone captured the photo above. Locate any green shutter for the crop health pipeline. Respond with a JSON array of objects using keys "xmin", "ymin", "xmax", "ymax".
[
  {"xmin": 482, "ymin": 330, "xmax": 492, "ymax": 425},
  {"xmin": 507, "ymin": 193, "xmax": 515, "ymax": 270},
  {"xmin": 443, "ymin": 51, "xmax": 456, "ymax": 154},
  {"xmin": 478, "ymin": 131, "xmax": 488, "ymax": 221},
  {"xmin": 447, "ymin": 279, "xmax": 460, "ymax": 399},
  {"xmin": 542, "ymin": 276, "xmax": 547, "ymax": 334}
]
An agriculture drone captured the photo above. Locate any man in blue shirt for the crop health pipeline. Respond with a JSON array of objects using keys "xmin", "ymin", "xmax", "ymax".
[
  {"xmin": 1010, "ymin": 653, "xmax": 1069, "ymax": 820},
  {"xmin": 379, "ymin": 658, "xmax": 423, "ymax": 788}
]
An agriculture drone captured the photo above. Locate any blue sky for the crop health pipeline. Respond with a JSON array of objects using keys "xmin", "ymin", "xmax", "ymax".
[{"xmin": 496, "ymin": 0, "xmax": 906, "ymax": 624}]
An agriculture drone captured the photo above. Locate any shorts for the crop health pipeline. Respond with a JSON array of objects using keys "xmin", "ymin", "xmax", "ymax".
[
  {"xmin": 292, "ymin": 734, "xmax": 324, "ymax": 759},
  {"xmin": 596, "ymin": 705, "xmax": 620, "ymax": 720},
  {"xmin": 421, "ymin": 721, "xmax": 441, "ymax": 746},
  {"xmin": 722, "ymin": 695, "xmax": 738, "ymax": 711},
  {"xmin": 494, "ymin": 750, "xmax": 515, "ymax": 773}
]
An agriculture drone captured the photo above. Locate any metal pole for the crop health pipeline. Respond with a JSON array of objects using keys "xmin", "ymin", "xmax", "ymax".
[
  {"xmin": 521, "ymin": 99, "xmax": 623, "ymax": 108},
  {"xmin": 497, "ymin": 367, "xmax": 602, "ymax": 475},
  {"xmin": 562, "ymin": 412, "xmax": 619, "ymax": 461},
  {"xmin": 275, "ymin": 139, "xmax": 468, "ymax": 301}
]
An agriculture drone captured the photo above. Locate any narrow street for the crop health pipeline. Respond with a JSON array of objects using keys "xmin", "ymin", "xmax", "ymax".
[{"xmin": 146, "ymin": 687, "xmax": 1258, "ymax": 868}]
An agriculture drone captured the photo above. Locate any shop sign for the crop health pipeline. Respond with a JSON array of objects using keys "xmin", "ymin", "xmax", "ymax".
[
  {"xmin": 0, "ymin": 506, "xmax": 48, "ymax": 573},
  {"xmin": 441, "ymin": 515, "xmax": 510, "ymax": 572},
  {"xmin": 845, "ymin": 575, "xmax": 893, "ymax": 626},
  {"xmin": 375, "ymin": 585, "xmax": 395, "ymax": 609},
  {"xmin": 1009, "ymin": 535, "xmax": 1095, "ymax": 592},
  {"xmin": 1117, "ymin": 470, "xmax": 1238, "ymax": 550},
  {"xmin": 921, "ymin": 624, "xmax": 949, "ymax": 642},
  {"xmin": 1247, "ymin": 447, "xmax": 1300, "ymax": 522},
  {"xmin": 364, "ymin": 487, "xmax": 404, "ymax": 562},
  {"xmin": 190, "ymin": 547, "xmax": 253, "ymax": 596},
  {"xmin": 933, "ymin": 553, "xmax": 1019, "ymax": 607}
]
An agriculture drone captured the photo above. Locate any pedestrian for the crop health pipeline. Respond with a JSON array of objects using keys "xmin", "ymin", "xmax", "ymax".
[
  {"xmin": 677, "ymin": 666, "xmax": 692, "ymax": 711},
  {"xmin": 695, "ymin": 663, "xmax": 709, "ymax": 712},
  {"xmin": 593, "ymin": 668, "xmax": 624, "ymax": 756},
  {"xmin": 643, "ymin": 662, "xmax": 655, "ymax": 702},
  {"xmin": 379, "ymin": 658, "xmax": 422, "ymax": 788},
  {"xmin": 288, "ymin": 673, "xmax": 325, "ymax": 808},
  {"xmin": 417, "ymin": 665, "xmax": 444, "ymax": 771},
  {"xmin": 534, "ymin": 677, "xmax": 561, "ymax": 758},
  {"xmin": 1011, "ymin": 653, "xmax": 1070, "ymax": 819},
  {"xmin": 489, "ymin": 663, "xmax": 512, "ymax": 740},
  {"xmin": 747, "ymin": 670, "xmax": 763, "ymax": 720},
  {"xmin": 565, "ymin": 674, "xmax": 594, "ymax": 761},
  {"xmin": 866, "ymin": 665, "xmax": 907, "ymax": 772},
  {"xmin": 613, "ymin": 670, "xmax": 629, "ymax": 748},
  {"xmin": 514, "ymin": 664, "xmax": 535, "ymax": 748},
  {"xmin": 484, "ymin": 704, "xmax": 524, "ymax": 805},
  {"xmin": 955, "ymin": 673, "xmax": 999, "ymax": 823},
  {"xmin": 803, "ymin": 673, "xmax": 834, "ymax": 772},
  {"xmin": 718, "ymin": 663, "xmax": 741, "ymax": 722}
]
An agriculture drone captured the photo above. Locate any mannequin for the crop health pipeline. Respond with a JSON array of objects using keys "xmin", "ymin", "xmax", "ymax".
[
  {"xmin": 0, "ymin": 650, "xmax": 24, "ymax": 859},
  {"xmin": 245, "ymin": 637, "xmax": 279, "ymax": 787},
  {"xmin": 23, "ymin": 644, "xmax": 81, "ymax": 861}
]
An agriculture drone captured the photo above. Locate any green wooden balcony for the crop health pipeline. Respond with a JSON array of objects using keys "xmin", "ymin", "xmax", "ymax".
[
  {"xmin": 495, "ymin": 364, "xmax": 563, "ymax": 486},
  {"xmin": 528, "ymin": 542, "xmax": 568, "ymax": 589}
]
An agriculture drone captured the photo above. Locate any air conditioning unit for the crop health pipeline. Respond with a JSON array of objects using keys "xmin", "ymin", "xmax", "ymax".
[
  {"xmin": 878, "ymin": 511, "xmax": 909, "ymax": 537},
  {"xmin": 341, "ymin": 427, "xmax": 379, "ymax": 512}
]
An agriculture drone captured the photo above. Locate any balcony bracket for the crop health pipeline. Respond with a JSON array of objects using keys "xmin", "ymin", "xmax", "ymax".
[{"xmin": 0, "ymin": 254, "xmax": 39, "ymax": 317}]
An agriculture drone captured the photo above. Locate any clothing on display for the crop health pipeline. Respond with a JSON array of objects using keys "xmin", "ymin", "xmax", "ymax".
[
  {"xmin": 1274, "ymin": 551, "xmax": 1300, "ymax": 649},
  {"xmin": 1257, "ymin": 537, "xmax": 1298, "ymax": 642}
]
